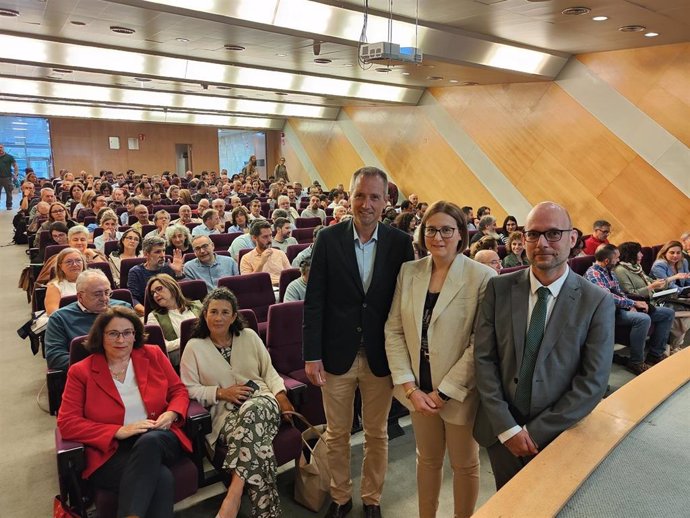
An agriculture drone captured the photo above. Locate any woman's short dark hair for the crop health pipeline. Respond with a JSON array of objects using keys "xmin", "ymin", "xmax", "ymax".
[
  {"xmin": 618, "ymin": 242, "xmax": 642, "ymax": 264},
  {"xmin": 230, "ymin": 206, "xmax": 249, "ymax": 226},
  {"xmin": 192, "ymin": 287, "xmax": 245, "ymax": 339},
  {"xmin": 416, "ymin": 200, "xmax": 469, "ymax": 254},
  {"xmin": 147, "ymin": 273, "xmax": 193, "ymax": 314},
  {"xmin": 392, "ymin": 212, "xmax": 415, "ymax": 233},
  {"xmin": 85, "ymin": 306, "xmax": 146, "ymax": 353},
  {"xmin": 117, "ymin": 228, "xmax": 143, "ymax": 256}
]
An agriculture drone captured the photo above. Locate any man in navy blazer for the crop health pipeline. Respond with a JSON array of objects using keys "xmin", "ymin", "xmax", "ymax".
[
  {"xmin": 473, "ymin": 201, "xmax": 615, "ymax": 489},
  {"xmin": 303, "ymin": 167, "xmax": 414, "ymax": 518}
]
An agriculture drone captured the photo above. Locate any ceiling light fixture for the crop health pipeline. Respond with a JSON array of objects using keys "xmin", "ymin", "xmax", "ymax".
[
  {"xmin": 449, "ymin": 79, "xmax": 459, "ymax": 83},
  {"xmin": 427, "ymin": 76, "xmax": 444, "ymax": 81},
  {"xmin": 224, "ymin": 44, "xmax": 245, "ymax": 51},
  {"xmin": 375, "ymin": 67, "xmax": 392, "ymax": 73},
  {"xmin": 110, "ymin": 26, "xmax": 135, "ymax": 34},
  {"xmin": 460, "ymin": 81, "xmax": 478, "ymax": 86},
  {"xmin": 0, "ymin": 8, "xmax": 19, "ymax": 17},
  {"xmin": 70, "ymin": 21, "xmax": 87, "ymax": 26},
  {"xmin": 314, "ymin": 58, "xmax": 332, "ymax": 64},
  {"xmin": 216, "ymin": 86, "xmax": 232, "ymax": 90},
  {"xmin": 275, "ymin": 53, "xmax": 287, "ymax": 57},
  {"xmin": 644, "ymin": 32, "xmax": 659, "ymax": 38},
  {"xmin": 401, "ymin": 72, "xmax": 410, "ymax": 76},
  {"xmin": 592, "ymin": 16, "xmax": 608, "ymax": 21},
  {"xmin": 134, "ymin": 77, "xmax": 152, "ymax": 82},
  {"xmin": 618, "ymin": 25, "xmax": 646, "ymax": 32},
  {"xmin": 562, "ymin": 7, "xmax": 591, "ymax": 16},
  {"xmin": 175, "ymin": 37, "xmax": 189, "ymax": 43}
]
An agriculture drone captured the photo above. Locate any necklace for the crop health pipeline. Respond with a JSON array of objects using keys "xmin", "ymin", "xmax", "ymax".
[
  {"xmin": 108, "ymin": 359, "xmax": 129, "ymax": 380},
  {"xmin": 212, "ymin": 336, "xmax": 233, "ymax": 349}
]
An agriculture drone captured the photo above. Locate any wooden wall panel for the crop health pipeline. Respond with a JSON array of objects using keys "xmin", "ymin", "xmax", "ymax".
[
  {"xmin": 278, "ymin": 123, "xmax": 312, "ymax": 188},
  {"xmin": 578, "ymin": 43, "xmax": 690, "ymax": 147},
  {"xmin": 50, "ymin": 118, "xmax": 219, "ymax": 175},
  {"xmin": 343, "ymin": 105, "xmax": 507, "ymax": 219},
  {"xmin": 285, "ymin": 119, "xmax": 364, "ymax": 190}
]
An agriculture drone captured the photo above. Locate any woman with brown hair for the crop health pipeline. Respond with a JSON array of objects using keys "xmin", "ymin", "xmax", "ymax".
[
  {"xmin": 40, "ymin": 202, "xmax": 77, "ymax": 232},
  {"xmin": 502, "ymin": 231, "xmax": 529, "ymax": 268},
  {"xmin": 385, "ymin": 200, "xmax": 496, "ymax": 518},
  {"xmin": 108, "ymin": 228, "xmax": 142, "ymax": 286},
  {"xmin": 651, "ymin": 240, "xmax": 690, "ymax": 289}
]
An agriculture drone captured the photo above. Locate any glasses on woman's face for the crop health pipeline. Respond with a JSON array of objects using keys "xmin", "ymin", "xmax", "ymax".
[
  {"xmin": 424, "ymin": 226, "xmax": 457, "ymax": 239},
  {"xmin": 63, "ymin": 259, "xmax": 83, "ymax": 267},
  {"xmin": 51, "ymin": 208, "xmax": 66, "ymax": 214},
  {"xmin": 105, "ymin": 329, "xmax": 136, "ymax": 340},
  {"xmin": 124, "ymin": 235, "xmax": 140, "ymax": 242}
]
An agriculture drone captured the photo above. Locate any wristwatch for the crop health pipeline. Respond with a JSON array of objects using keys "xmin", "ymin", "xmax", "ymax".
[{"xmin": 437, "ymin": 391, "xmax": 450, "ymax": 402}]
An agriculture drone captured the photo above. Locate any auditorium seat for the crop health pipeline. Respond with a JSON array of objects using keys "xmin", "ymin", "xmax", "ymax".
[
  {"xmin": 569, "ymin": 255, "xmax": 596, "ymax": 277},
  {"xmin": 119, "ymin": 257, "xmax": 146, "ymax": 289},
  {"xmin": 500, "ymin": 265, "xmax": 529, "ymax": 274},
  {"xmin": 295, "ymin": 217, "xmax": 321, "ymax": 228},
  {"xmin": 278, "ymin": 268, "xmax": 300, "ymax": 302},
  {"xmin": 286, "ymin": 243, "xmax": 309, "ymax": 264},
  {"xmin": 292, "ymin": 227, "xmax": 315, "ymax": 244},
  {"xmin": 209, "ymin": 232, "xmax": 241, "ymax": 249},
  {"xmin": 217, "ymin": 272, "xmax": 274, "ymax": 340},
  {"xmin": 87, "ymin": 261, "xmax": 116, "ymax": 289}
]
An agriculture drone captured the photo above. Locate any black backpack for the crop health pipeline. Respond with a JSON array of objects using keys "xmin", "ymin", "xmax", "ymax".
[{"xmin": 12, "ymin": 211, "xmax": 28, "ymax": 244}]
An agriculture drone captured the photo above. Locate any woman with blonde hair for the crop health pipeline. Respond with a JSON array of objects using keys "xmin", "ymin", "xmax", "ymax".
[
  {"xmin": 93, "ymin": 210, "xmax": 121, "ymax": 251},
  {"xmin": 44, "ymin": 247, "xmax": 86, "ymax": 315},
  {"xmin": 178, "ymin": 188, "xmax": 193, "ymax": 206},
  {"xmin": 502, "ymin": 231, "xmax": 529, "ymax": 268},
  {"xmin": 386, "ymin": 200, "xmax": 496, "ymax": 518}
]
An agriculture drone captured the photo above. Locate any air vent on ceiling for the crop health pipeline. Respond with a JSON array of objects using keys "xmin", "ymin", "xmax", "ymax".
[
  {"xmin": 376, "ymin": 67, "xmax": 392, "ymax": 73},
  {"xmin": 562, "ymin": 7, "xmax": 591, "ymax": 16},
  {"xmin": 0, "ymin": 8, "xmax": 20, "ymax": 16},
  {"xmin": 224, "ymin": 44, "xmax": 245, "ymax": 51},
  {"xmin": 134, "ymin": 77, "xmax": 152, "ymax": 82},
  {"xmin": 427, "ymin": 76, "xmax": 444, "ymax": 81},
  {"xmin": 618, "ymin": 25, "xmax": 646, "ymax": 32},
  {"xmin": 70, "ymin": 21, "xmax": 86, "ymax": 26},
  {"xmin": 110, "ymin": 25, "xmax": 135, "ymax": 34},
  {"xmin": 216, "ymin": 86, "xmax": 232, "ymax": 90},
  {"xmin": 314, "ymin": 58, "xmax": 332, "ymax": 64},
  {"xmin": 53, "ymin": 68, "xmax": 73, "ymax": 74}
]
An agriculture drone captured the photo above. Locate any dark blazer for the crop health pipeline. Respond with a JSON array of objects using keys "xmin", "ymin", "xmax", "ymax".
[
  {"xmin": 473, "ymin": 268, "xmax": 615, "ymax": 449},
  {"xmin": 303, "ymin": 220, "xmax": 414, "ymax": 376},
  {"xmin": 57, "ymin": 345, "xmax": 192, "ymax": 479}
]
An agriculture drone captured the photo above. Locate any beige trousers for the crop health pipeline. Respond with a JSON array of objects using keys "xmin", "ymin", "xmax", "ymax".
[
  {"xmin": 322, "ymin": 350, "xmax": 393, "ymax": 505},
  {"xmin": 410, "ymin": 412, "xmax": 480, "ymax": 518}
]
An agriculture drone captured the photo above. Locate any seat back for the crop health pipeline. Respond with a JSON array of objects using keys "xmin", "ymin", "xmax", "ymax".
[
  {"xmin": 179, "ymin": 317, "xmax": 198, "ymax": 357},
  {"xmin": 44, "ymin": 244, "xmax": 69, "ymax": 263},
  {"xmin": 497, "ymin": 245, "xmax": 507, "ymax": 259},
  {"xmin": 119, "ymin": 257, "xmax": 146, "ymax": 289},
  {"xmin": 569, "ymin": 255, "xmax": 595, "ymax": 277},
  {"xmin": 239, "ymin": 309, "xmax": 259, "ymax": 335},
  {"xmin": 295, "ymin": 217, "xmax": 320, "ymax": 229},
  {"xmin": 88, "ymin": 262, "xmax": 116, "ymax": 289},
  {"xmin": 180, "ymin": 279, "xmax": 208, "ymax": 303},
  {"xmin": 266, "ymin": 301, "xmax": 304, "ymax": 374},
  {"xmin": 292, "ymin": 227, "xmax": 315, "ymax": 244},
  {"xmin": 217, "ymin": 272, "xmax": 274, "ymax": 322},
  {"xmin": 640, "ymin": 246, "xmax": 654, "ymax": 274},
  {"xmin": 143, "ymin": 325, "xmax": 168, "ymax": 356},
  {"xmin": 237, "ymin": 248, "xmax": 253, "ymax": 266},
  {"xmin": 37, "ymin": 230, "xmax": 52, "ymax": 251},
  {"xmin": 286, "ymin": 243, "xmax": 309, "ymax": 264},
  {"xmin": 210, "ymin": 232, "xmax": 241, "ymax": 249},
  {"xmin": 104, "ymin": 240, "xmax": 119, "ymax": 257},
  {"xmin": 500, "ymin": 265, "xmax": 529, "ymax": 275},
  {"xmin": 278, "ymin": 268, "xmax": 301, "ymax": 302}
]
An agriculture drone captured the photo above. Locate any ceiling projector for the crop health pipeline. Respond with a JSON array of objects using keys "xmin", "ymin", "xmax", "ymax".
[{"xmin": 359, "ymin": 42, "xmax": 423, "ymax": 65}]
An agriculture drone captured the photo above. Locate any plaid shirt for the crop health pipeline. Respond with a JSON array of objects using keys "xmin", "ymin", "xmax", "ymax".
[{"xmin": 585, "ymin": 263, "xmax": 633, "ymax": 309}]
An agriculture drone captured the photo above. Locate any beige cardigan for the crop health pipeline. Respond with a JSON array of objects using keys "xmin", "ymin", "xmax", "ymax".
[
  {"xmin": 385, "ymin": 253, "xmax": 496, "ymax": 425},
  {"xmin": 180, "ymin": 329, "xmax": 285, "ymax": 448}
]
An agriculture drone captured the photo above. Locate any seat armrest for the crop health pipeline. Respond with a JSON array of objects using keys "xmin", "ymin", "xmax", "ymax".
[
  {"xmin": 55, "ymin": 428, "xmax": 86, "ymax": 474},
  {"xmin": 279, "ymin": 374, "xmax": 307, "ymax": 405},
  {"xmin": 185, "ymin": 400, "xmax": 212, "ymax": 438},
  {"xmin": 47, "ymin": 369, "xmax": 67, "ymax": 415}
]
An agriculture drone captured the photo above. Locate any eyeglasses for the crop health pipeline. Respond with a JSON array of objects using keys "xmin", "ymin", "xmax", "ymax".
[
  {"xmin": 50, "ymin": 208, "xmax": 66, "ymax": 214},
  {"xmin": 105, "ymin": 329, "xmax": 136, "ymax": 340},
  {"xmin": 523, "ymin": 229, "xmax": 572, "ymax": 242},
  {"xmin": 424, "ymin": 226, "xmax": 457, "ymax": 239},
  {"xmin": 85, "ymin": 289, "xmax": 112, "ymax": 299},
  {"xmin": 193, "ymin": 243, "xmax": 211, "ymax": 252},
  {"xmin": 123, "ymin": 235, "xmax": 140, "ymax": 242},
  {"xmin": 63, "ymin": 259, "xmax": 83, "ymax": 267}
]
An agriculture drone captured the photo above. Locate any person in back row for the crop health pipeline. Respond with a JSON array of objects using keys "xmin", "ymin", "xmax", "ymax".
[
  {"xmin": 583, "ymin": 220, "xmax": 611, "ymax": 256},
  {"xmin": 284, "ymin": 259, "xmax": 310, "ymax": 302},
  {"xmin": 271, "ymin": 217, "xmax": 298, "ymax": 253},
  {"xmin": 240, "ymin": 220, "xmax": 290, "ymax": 286}
]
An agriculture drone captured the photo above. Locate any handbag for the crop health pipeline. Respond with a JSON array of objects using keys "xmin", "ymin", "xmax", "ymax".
[
  {"xmin": 53, "ymin": 496, "xmax": 80, "ymax": 518},
  {"xmin": 285, "ymin": 411, "xmax": 331, "ymax": 512}
]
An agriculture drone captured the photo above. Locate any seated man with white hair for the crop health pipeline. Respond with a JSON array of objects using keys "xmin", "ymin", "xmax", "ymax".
[
  {"xmin": 475, "ymin": 249, "xmax": 502, "ymax": 274},
  {"xmin": 276, "ymin": 194, "xmax": 300, "ymax": 224}
]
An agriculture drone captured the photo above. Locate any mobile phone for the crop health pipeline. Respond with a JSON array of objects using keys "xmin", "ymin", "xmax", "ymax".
[{"xmin": 244, "ymin": 380, "xmax": 259, "ymax": 392}]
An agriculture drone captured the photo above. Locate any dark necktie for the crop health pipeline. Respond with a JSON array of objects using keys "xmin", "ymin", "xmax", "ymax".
[{"xmin": 514, "ymin": 286, "xmax": 550, "ymax": 417}]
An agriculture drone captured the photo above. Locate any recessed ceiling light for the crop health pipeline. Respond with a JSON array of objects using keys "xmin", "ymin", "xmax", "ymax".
[
  {"xmin": 314, "ymin": 58, "xmax": 332, "ymax": 64},
  {"xmin": 592, "ymin": 16, "xmax": 608, "ymax": 21},
  {"xmin": 224, "ymin": 44, "xmax": 245, "ymax": 51},
  {"xmin": 460, "ymin": 81, "xmax": 478, "ymax": 86},
  {"xmin": 134, "ymin": 77, "xmax": 152, "ymax": 82},
  {"xmin": 619, "ymin": 25, "xmax": 646, "ymax": 32},
  {"xmin": 344, "ymin": 63, "xmax": 354, "ymax": 67},
  {"xmin": 449, "ymin": 79, "xmax": 459, "ymax": 83},
  {"xmin": 376, "ymin": 67, "xmax": 392, "ymax": 73},
  {"xmin": 644, "ymin": 32, "xmax": 659, "ymax": 38},
  {"xmin": 427, "ymin": 76, "xmax": 444, "ymax": 81},
  {"xmin": 275, "ymin": 53, "xmax": 287, "ymax": 57},
  {"xmin": 175, "ymin": 37, "xmax": 189, "ymax": 43},
  {"xmin": 0, "ymin": 8, "xmax": 19, "ymax": 17},
  {"xmin": 110, "ymin": 26, "xmax": 135, "ymax": 35},
  {"xmin": 70, "ymin": 21, "xmax": 87, "ymax": 26},
  {"xmin": 401, "ymin": 72, "xmax": 411, "ymax": 76},
  {"xmin": 562, "ymin": 7, "xmax": 591, "ymax": 16}
]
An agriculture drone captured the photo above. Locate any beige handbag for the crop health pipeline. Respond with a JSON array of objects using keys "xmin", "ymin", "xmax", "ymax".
[{"xmin": 285, "ymin": 411, "xmax": 331, "ymax": 512}]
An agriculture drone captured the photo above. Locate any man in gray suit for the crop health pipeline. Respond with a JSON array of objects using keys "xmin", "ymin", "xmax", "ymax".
[{"xmin": 474, "ymin": 201, "xmax": 615, "ymax": 489}]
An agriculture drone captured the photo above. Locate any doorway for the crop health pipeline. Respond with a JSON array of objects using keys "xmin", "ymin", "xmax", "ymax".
[{"xmin": 175, "ymin": 144, "xmax": 192, "ymax": 176}]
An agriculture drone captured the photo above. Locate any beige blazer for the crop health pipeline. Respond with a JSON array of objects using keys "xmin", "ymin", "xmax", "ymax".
[{"xmin": 385, "ymin": 253, "xmax": 496, "ymax": 425}]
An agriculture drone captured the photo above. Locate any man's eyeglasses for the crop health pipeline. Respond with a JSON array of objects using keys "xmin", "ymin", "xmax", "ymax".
[
  {"xmin": 105, "ymin": 329, "xmax": 136, "ymax": 340},
  {"xmin": 424, "ymin": 226, "xmax": 457, "ymax": 239},
  {"xmin": 523, "ymin": 229, "xmax": 572, "ymax": 242},
  {"xmin": 86, "ymin": 289, "xmax": 112, "ymax": 299},
  {"xmin": 193, "ymin": 243, "xmax": 211, "ymax": 252}
]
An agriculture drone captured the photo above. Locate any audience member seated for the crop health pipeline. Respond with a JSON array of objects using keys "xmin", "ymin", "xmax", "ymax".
[
  {"xmin": 68, "ymin": 183, "xmax": 85, "ymax": 219},
  {"xmin": 130, "ymin": 204, "xmax": 150, "ymax": 234},
  {"xmin": 284, "ymin": 259, "xmax": 310, "ymax": 302},
  {"xmin": 615, "ymin": 241, "xmax": 690, "ymax": 354},
  {"xmin": 585, "ymin": 244, "xmax": 674, "ymax": 375},
  {"xmin": 145, "ymin": 274, "xmax": 203, "ymax": 363},
  {"xmin": 120, "ymin": 197, "xmax": 139, "ymax": 225},
  {"xmin": 392, "ymin": 212, "xmax": 417, "ymax": 237},
  {"xmin": 191, "ymin": 209, "xmax": 220, "ymax": 237},
  {"xmin": 38, "ymin": 221, "xmax": 70, "ymax": 261},
  {"xmin": 172, "ymin": 204, "xmax": 200, "ymax": 226},
  {"xmin": 469, "ymin": 215, "xmax": 499, "ymax": 245},
  {"xmin": 29, "ymin": 187, "xmax": 56, "ymax": 219},
  {"xmin": 681, "ymin": 231, "xmax": 690, "ymax": 264},
  {"xmin": 461, "ymin": 206, "xmax": 476, "ymax": 230},
  {"xmin": 28, "ymin": 201, "xmax": 50, "ymax": 234},
  {"xmin": 271, "ymin": 217, "xmax": 298, "ymax": 252},
  {"xmin": 212, "ymin": 198, "xmax": 230, "ymax": 229},
  {"xmin": 180, "ymin": 288, "xmax": 294, "ymax": 518},
  {"xmin": 650, "ymin": 240, "xmax": 690, "ymax": 289},
  {"xmin": 570, "ymin": 233, "xmax": 586, "ymax": 258},
  {"xmin": 40, "ymin": 202, "xmax": 77, "ymax": 232},
  {"xmin": 500, "ymin": 216, "xmax": 518, "ymax": 244},
  {"xmin": 469, "ymin": 235, "xmax": 499, "ymax": 259},
  {"xmin": 108, "ymin": 229, "xmax": 142, "ymax": 287},
  {"xmin": 290, "ymin": 225, "xmax": 324, "ymax": 268},
  {"xmin": 128, "ymin": 236, "xmax": 184, "ymax": 316},
  {"xmin": 93, "ymin": 210, "xmax": 121, "ymax": 251},
  {"xmin": 184, "ymin": 235, "xmax": 239, "ymax": 290},
  {"xmin": 44, "ymin": 248, "xmax": 86, "ymax": 315},
  {"xmin": 474, "ymin": 249, "xmax": 502, "ymax": 274},
  {"xmin": 330, "ymin": 205, "xmax": 347, "ymax": 226},
  {"xmin": 165, "ymin": 224, "xmax": 193, "ymax": 257},
  {"xmin": 228, "ymin": 231, "xmax": 253, "ymax": 263},
  {"xmin": 583, "ymin": 219, "xmax": 611, "ymax": 255},
  {"xmin": 45, "ymin": 270, "xmax": 132, "ymax": 371},
  {"xmin": 240, "ymin": 220, "xmax": 291, "ymax": 286},
  {"xmin": 77, "ymin": 191, "xmax": 107, "ymax": 223},
  {"xmin": 144, "ymin": 209, "xmax": 171, "ymax": 239},
  {"xmin": 502, "ymin": 231, "xmax": 529, "ymax": 268},
  {"xmin": 37, "ymin": 225, "xmax": 106, "ymax": 284},
  {"xmin": 227, "ymin": 206, "xmax": 250, "ymax": 234},
  {"xmin": 57, "ymin": 306, "xmax": 192, "ymax": 518},
  {"xmin": 300, "ymin": 195, "xmax": 326, "ymax": 223},
  {"xmin": 247, "ymin": 199, "xmax": 266, "ymax": 222},
  {"xmin": 276, "ymin": 195, "xmax": 299, "ymax": 224},
  {"xmin": 19, "ymin": 181, "xmax": 35, "ymax": 212}
]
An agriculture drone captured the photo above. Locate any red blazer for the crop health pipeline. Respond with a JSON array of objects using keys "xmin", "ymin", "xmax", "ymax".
[{"xmin": 57, "ymin": 345, "xmax": 192, "ymax": 479}]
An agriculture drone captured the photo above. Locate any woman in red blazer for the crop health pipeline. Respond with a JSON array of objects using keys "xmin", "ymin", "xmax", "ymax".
[{"xmin": 58, "ymin": 306, "xmax": 191, "ymax": 518}]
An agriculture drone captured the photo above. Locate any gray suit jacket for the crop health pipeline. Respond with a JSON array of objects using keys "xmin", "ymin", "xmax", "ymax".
[{"xmin": 473, "ymin": 268, "xmax": 615, "ymax": 449}]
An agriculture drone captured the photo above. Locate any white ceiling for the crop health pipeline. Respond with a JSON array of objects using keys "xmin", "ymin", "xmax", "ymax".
[{"xmin": 0, "ymin": 0, "xmax": 687, "ymax": 129}]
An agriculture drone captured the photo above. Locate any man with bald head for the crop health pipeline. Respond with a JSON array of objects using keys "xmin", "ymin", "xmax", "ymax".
[
  {"xmin": 474, "ymin": 201, "xmax": 615, "ymax": 489},
  {"xmin": 475, "ymin": 249, "xmax": 502, "ymax": 274}
]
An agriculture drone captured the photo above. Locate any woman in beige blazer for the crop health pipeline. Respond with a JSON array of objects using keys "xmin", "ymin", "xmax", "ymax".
[{"xmin": 385, "ymin": 200, "xmax": 496, "ymax": 518}]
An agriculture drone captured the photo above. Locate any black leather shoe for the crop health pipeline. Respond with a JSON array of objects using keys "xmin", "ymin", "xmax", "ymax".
[
  {"xmin": 324, "ymin": 499, "xmax": 353, "ymax": 518},
  {"xmin": 363, "ymin": 504, "xmax": 382, "ymax": 518}
]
